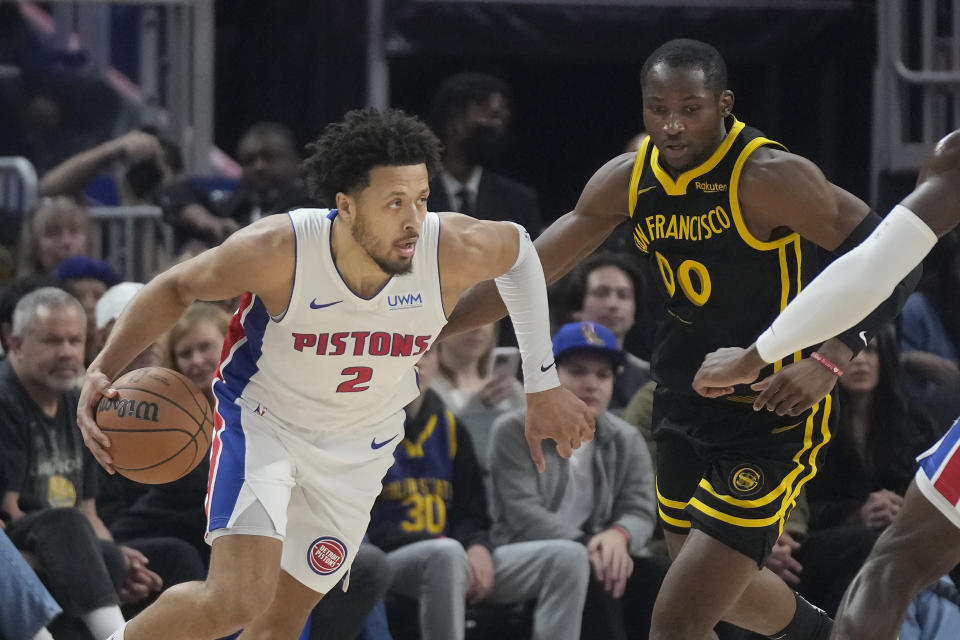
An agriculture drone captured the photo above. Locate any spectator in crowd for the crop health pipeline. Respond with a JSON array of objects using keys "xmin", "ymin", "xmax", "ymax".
[
  {"xmin": 488, "ymin": 321, "xmax": 669, "ymax": 640},
  {"xmin": 0, "ymin": 525, "xmax": 62, "ymax": 640},
  {"xmin": 54, "ymin": 255, "xmax": 119, "ymax": 365},
  {"xmin": 564, "ymin": 252, "xmax": 653, "ymax": 410},
  {"xmin": 430, "ymin": 321, "xmax": 524, "ymax": 464},
  {"xmin": 38, "ymin": 129, "xmax": 168, "ymax": 201},
  {"xmin": 217, "ymin": 122, "xmax": 318, "ymax": 226},
  {"xmin": 897, "ymin": 232, "xmax": 960, "ymax": 428},
  {"xmin": 37, "ymin": 128, "xmax": 236, "ymax": 255},
  {"xmin": 0, "ymin": 287, "xmax": 158, "ymax": 639},
  {"xmin": 0, "ymin": 274, "xmax": 61, "ymax": 355},
  {"xmin": 781, "ymin": 325, "xmax": 940, "ymax": 623},
  {"xmin": 426, "ymin": 72, "xmax": 542, "ymax": 235},
  {"xmin": 369, "ymin": 347, "xmax": 588, "ymax": 640},
  {"xmin": 807, "ymin": 325, "xmax": 938, "ymax": 534},
  {"xmin": 93, "ymin": 282, "xmax": 162, "ymax": 374},
  {"xmin": 16, "ymin": 197, "xmax": 90, "ymax": 277}
]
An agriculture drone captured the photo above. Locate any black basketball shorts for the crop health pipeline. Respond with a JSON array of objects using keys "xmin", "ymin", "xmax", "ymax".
[{"xmin": 652, "ymin": 386, "xmax": 836, "ymax": 566}]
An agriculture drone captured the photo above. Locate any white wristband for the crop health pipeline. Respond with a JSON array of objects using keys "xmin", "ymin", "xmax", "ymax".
[
  {"xmin": 756, "ymin": 205, "xmax": 937, "ymax": 363},
  {"xmin": 494, "ymin": 224, "xmax": 560, "ymax": 393}
]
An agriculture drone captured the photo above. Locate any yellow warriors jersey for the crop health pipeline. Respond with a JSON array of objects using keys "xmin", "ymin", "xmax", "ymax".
[{"xmin": 628, "ymin": 118, "xmax": 820, "ymax": 395}]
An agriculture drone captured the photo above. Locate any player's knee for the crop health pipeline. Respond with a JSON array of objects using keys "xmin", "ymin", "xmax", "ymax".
[
  {"xmin": 202, "ymin": 580, "xmax": 273, "ymax": 628},
  {"xmin": 650, "ymin": 602, "xmax": 707, "ymax": 640}
]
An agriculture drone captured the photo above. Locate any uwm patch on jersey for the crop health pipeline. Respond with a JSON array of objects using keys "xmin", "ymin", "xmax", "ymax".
[{"xmin": 213, "ymin": 208, "xmax": 448, "ymax": 433}]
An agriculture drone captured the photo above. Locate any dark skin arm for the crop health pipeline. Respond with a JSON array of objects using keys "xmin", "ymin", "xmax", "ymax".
[
  {"xmin": 723, "ymin": 148, "xmax": 864, "ymax": 414},
  {"xmin": 439, "ymin": 153, "xmax": 635, "ymax": 338},
  {"xmin": 694, "ymin": 130, "xmax": 960, "ymax": 408}
]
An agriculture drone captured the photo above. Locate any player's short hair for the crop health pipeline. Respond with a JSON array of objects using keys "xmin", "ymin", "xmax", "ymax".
[
  {"xmin": 428, "ymin": 72, "xmax": 513, "ymax": 137},
  {"xmin": 302, "ymin": 107, "xmax": 443, "ymax": 201},
  {"xmin": 640, "ymin": 38, "xmax": 728, "ymax": 95}
]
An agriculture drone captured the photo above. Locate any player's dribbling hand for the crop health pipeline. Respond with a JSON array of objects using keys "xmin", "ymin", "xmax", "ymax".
[
  {"xmin": 692, "ymin": 346, "xmax": 766, "ymax": 398},
  {"xmin": 77, "ymin": 368, "xmax": 119, "ymax": 473},
  {"xmin": 524, "ymin": 387, "xmax": 595, "ymax": 473}
]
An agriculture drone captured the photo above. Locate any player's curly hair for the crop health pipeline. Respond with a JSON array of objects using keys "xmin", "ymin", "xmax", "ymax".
[
  {"xmin": 302, "ymin": 107, "xmax": 443, "ymax": 202},
  {"xmin": 640, "ymin": 38, "xmax": 728, "ymax": 95}
]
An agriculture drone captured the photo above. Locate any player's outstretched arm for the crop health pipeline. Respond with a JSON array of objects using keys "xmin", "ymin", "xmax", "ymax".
[
  {"xmin": 78, "ymin": 215, "xmax": 295, "ymax": 471},
  {"xmin": 439, "ymin": 213, "xmax": 596, "ymax": 471},
  {"xmin": 439, "ymin": 153, "xmax": 634, "ymax": 340},
  {"xmin": 693, "ymin": 132, "xmax": 960, "ymax": 405}
]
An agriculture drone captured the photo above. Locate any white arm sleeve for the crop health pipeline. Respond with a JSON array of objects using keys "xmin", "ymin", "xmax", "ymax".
[
  {"xmin": 755, "ymin": 205, "xmax": 938, "ymax": 363},
  {"xmin": 494, "ymin": 223, "xmax": 560, "ymax": 393}
]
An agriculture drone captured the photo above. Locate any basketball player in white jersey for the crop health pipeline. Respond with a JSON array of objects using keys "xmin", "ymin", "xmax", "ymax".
[
  {"xmin": 75, "ymin": 107, "xmax": 594, "ymax": 640},
  {"xmin": 692, "ymin": 130, "xmax": 960, "ymax": 639}
]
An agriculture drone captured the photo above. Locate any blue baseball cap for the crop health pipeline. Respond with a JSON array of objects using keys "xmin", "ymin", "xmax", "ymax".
[
  {"xmin": 55, "ymin": 255, "xmax": 119, "ymax": 287},
  {"xmin": 551, "ymin": 321, "xmax": 625, "ymax": 369}
]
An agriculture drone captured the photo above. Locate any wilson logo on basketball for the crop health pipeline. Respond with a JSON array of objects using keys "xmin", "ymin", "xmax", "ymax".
[
  {"xmin": 307, "ymin": 536, "xmax": 347, "ymax": 576},
  {"xmin": 97, "ymin": 397, "xmax": 160, "ymax": 423}
]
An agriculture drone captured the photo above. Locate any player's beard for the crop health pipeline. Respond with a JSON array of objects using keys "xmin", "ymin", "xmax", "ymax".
[{"xmin": 351, "ymin": 212, "xmax": 414, "ymax": 276}]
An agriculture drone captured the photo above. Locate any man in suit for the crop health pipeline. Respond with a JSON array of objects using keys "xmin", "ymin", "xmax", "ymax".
[{"xmin": 427, "ymin": 72, "xmax": 542, "ymax": 235}]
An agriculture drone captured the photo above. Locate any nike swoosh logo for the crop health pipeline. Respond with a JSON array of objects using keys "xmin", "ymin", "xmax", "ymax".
[
  {"xmin": 859, "ymin": 331, "xmax": 868, "ymax": 346},
  {"xmin": 371, "ymin": 434, "xmax": 399, "ymax": 450},
  {"xmin": 310, "ymin": 299, "xmax": 343, "ymax": 309},
  {"xmin": 637, "ymin": 186, "xmax": 657, "ymax": 195},
  {"xmin": 770, "ymin": 421, "xmax": 803, "ymax": 435},
  {"xmin": 540, "ymin": 361, "xmax": 556, "ymax": 372}
]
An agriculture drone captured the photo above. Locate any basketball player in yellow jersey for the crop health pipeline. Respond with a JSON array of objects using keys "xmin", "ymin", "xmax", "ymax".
[{"xmin": 441, "ymin": 39, "xmax": 919, "ymax": 640}]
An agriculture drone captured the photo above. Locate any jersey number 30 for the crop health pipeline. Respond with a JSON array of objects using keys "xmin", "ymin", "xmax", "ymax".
[
  {"xmin": 337, "ymin": 366, "xmax": 373, "ymax": 392},
  {"xmin": 655, "ymin": 251, "xmax": 712, "ymax": 307}
]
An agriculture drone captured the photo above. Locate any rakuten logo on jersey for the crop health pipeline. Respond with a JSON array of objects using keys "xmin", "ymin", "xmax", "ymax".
[{"xmin": 291, "ymin": 331, "xmax": 431, "ymax": 357}]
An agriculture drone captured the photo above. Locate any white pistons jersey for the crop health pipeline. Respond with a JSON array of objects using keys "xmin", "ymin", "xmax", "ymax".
[{"xmin": 214, "ymin": 208, "xmax": 447, "ymax": 435}]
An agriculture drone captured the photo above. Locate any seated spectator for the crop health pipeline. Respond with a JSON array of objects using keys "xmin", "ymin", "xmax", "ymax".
[
  {"xmin": 897, "ymin": 234, "xmax": 960, "ymax": 430},
  {"xmin": 16, "ymin": 197, "xmax": 90, "ymax": 277},
  {"xmin": 0, "ymin": 274, "xmax": 61, "ymax": 355},
  {"xmin": 563, "ymin": 252, "xmax": 652, "ymax": 411},
  {"xmin": 802, "ymin": 325, "xmax": 940, "ymax": 619},
  {"xmin": 219, "ymin": 122, "xmax": 318, "ymax": 225},
  {"xmin": 38, "ymin": 129, "xmax": 169, "ymax": 201},
  {"xmin": 0, "ymin": 525, "xmax": 62, "ymax": 640},
  {"xmin": 488, "ymin": 321, "xmax": 669, "ymax": 640},
  {"xmin": 54, "ymin": 255, "xmax": 119, "ymax": 365},
  {"xmin": 93, "ymin": 282, "xmax": 162, "ymax": 373},
  {"xmin": 0, "ymin": 287, "xmax": 157, "ymax": 639},
  {"xmin": 38, "ymin": 128, "xmax": 238, "ymax": 254},
  {"xmin": 369, "ymin": 347, "xmax": 588, "ymax": 640},
  {"xmin": 809, "ymin": 325, "xmax": 938, "ymax": 532},
  {"xmin": 426, "ymin": 72, "xmax": 542, "ymax": 235},
  {"xmin": 430, "ymin": 321, "xmax": 524, "ymax": 464}
]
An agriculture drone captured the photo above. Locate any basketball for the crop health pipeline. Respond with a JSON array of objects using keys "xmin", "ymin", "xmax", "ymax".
[{"xmin": 95, "ymin": 366, "xmax": 213, "ymax": 484}]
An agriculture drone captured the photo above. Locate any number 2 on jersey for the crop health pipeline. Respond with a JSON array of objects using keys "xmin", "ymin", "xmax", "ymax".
[{"xmin": 337, "ymin": 366, "xmax": 373, "ymax": 392}]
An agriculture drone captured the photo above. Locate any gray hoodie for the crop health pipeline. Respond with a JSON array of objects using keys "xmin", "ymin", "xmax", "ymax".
[{"xmin": 487, "ymin": 408, "xmax": 656, "ymax": 557}]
